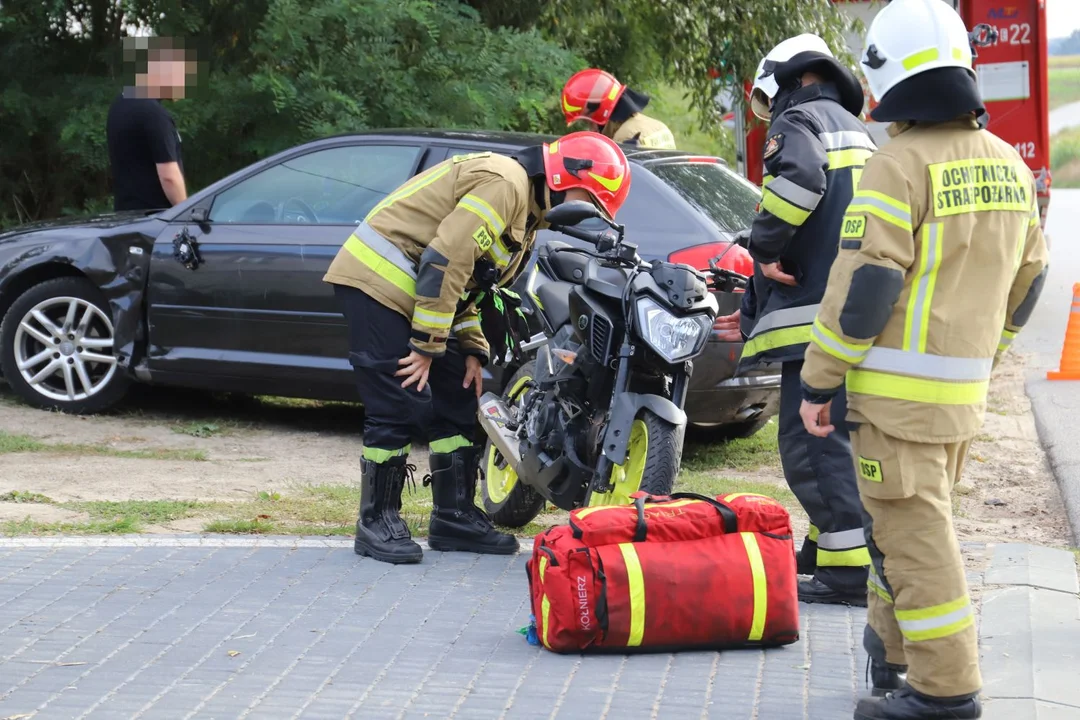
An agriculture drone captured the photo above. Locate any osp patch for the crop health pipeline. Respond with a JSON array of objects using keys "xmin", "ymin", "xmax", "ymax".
[{"xmin": 858, "ymin": 457, "xmax": 883, "ymax": 483}]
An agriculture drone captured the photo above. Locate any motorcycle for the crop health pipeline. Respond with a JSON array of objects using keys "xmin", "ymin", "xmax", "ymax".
[{"xmin": 476, "ymin": 199, "xmax": 747, "ymax": 528}]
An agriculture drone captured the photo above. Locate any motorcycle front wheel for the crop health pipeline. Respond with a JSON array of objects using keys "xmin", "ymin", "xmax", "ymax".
[{"xmin": 586, "ymin": 409, "xmax": 683, "ymax": 507}]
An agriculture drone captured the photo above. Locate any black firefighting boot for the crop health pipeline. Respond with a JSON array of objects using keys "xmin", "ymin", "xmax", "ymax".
[
  {"xmin": 354, "ymin": 457, "xmax": 423, "ymax": 565},
  {"xmin": 798, "ymin": 577, "xmax": 868, "ymax": 607},
  {"xmin": 854, "ymin": 687, "xmax": 982, "ymax": 719},
  {"xmin": 797, "ymin": 534, "xmax": 818, "ymax": 575},
  {"xmin": 867, "ymin": 657, "xmax": 907, "ymax": 697},
  {"xmin": 426, "ymin": 446, "xmax": 519, "ymax": 555}
]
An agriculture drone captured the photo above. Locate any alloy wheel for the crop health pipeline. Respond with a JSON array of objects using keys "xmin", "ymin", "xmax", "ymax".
[{"xmin": 13, "ymin": 296, "xmax": 118, "ymax": 403}]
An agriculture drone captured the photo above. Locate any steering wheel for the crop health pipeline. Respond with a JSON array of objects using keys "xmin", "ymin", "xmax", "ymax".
[{"xmin": 279, "ymin": 196, "xmax": 319, "ymax": 224}]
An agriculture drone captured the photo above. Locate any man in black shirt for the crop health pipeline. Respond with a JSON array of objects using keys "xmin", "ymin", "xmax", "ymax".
[{"xmin": 106, "ymin": 40, "xmax": 192, "ymax": 212}]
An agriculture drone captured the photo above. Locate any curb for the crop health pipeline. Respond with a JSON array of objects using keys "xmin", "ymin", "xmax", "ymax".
[
  {"xmin": 1026, "ymin": 373, "xmax": 1080, "ymax": 546},
  {"xmin": 981, "ymin": 543, "xmax": 1080, "ymax": 718},
  {"xmin": 0, "ymin": 534, "xmax": 537, "ymax": 552}
]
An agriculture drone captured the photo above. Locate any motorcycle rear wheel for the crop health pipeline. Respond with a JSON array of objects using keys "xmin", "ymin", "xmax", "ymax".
[{"xmin": 481, "ymin": 363, "xmax": 547, "ymax": 528}]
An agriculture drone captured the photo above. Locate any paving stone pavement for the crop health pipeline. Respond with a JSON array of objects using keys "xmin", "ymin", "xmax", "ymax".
[{"xmin": 0, "ymin": 538, "xmax": 991, "ymax": 720}]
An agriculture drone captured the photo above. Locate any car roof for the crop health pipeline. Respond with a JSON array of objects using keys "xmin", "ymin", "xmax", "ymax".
[{"xmin": 312, "ymin": 128, "xmax": 724, "ymax": 167}]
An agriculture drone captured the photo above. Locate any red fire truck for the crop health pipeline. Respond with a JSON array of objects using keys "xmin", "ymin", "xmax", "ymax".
[{"xmin": 732, "ymin": 0, "xmax": 1051, "ymax": 229}]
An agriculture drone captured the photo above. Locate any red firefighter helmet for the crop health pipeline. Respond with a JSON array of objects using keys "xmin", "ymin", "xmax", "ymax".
[
  {"xmin": 542, "ymin": 131, "xmax": 632, "ymax": 218},
  {"xmin": 561, "ymin": 68, "xmax": 626, "ymax": 126}
]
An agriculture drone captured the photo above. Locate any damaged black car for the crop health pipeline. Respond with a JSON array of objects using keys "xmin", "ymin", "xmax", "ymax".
[{"xmin": 0, "ymin": 130, "xmax": 780, "ymax": 436}]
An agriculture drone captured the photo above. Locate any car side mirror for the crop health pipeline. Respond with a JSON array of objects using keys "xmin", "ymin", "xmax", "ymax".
[
  {"xmin": 545, "ymin": 200, "xmax": 601, "ymax": 227},
  {"xmin": 191, "ymin": 207, "xmax": 209, "ymax": 224}
]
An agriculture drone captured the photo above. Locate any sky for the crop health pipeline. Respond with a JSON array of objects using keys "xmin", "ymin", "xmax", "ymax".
[{"xmin": 1048, "ymin": 0, "xmax": 1080, "ymax": 40}]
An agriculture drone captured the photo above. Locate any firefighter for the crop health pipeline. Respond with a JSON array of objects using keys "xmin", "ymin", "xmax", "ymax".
[
  {"xmin": 798, "ymin": 1, "xmax": 1049, "ymax": 717},
  {"xmin": 323, "ymin": 132, "xmax": 632, "ymax": 566},
  {"xmin": 561, "ymin": 68, "xmax": 676, "ymax": 149},
  {"xmin": 714, "ymin": 33, "xmax": 875, "ymax": 606}
]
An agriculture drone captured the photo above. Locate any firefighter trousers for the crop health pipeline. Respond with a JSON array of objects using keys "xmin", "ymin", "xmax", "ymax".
[
  {"xmin": 853, "ymin": 418, "xmax": 981, "ymax": 699},
  {"xmin": 779, "ymin": 360, "xmax": 869, "ymax": 592},
  {"xmin": 335, "ymin": 285, "xmax": 479, "ymax": 460}
]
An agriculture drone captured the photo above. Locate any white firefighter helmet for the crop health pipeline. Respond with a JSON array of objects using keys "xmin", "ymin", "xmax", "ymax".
[
  {"xmin": 861, "ymin": 0, "xmax": 974, "ymax": 104},
  {"xmin": 750, "ymin": 33, "xmax": 834, "ymax": 120}
]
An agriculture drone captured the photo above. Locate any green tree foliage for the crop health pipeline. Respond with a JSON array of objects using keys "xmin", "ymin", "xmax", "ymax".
[
  {"xmin": 0, "ymin": 0, "xmax": 852, "ymax": 229},
  {"xmin": 468, "ymin": 0, "xmax": 857, "ymax": 129},
  {"xmin": 0, "ymin": 0, "xmax": 578, "ymax": 228}
]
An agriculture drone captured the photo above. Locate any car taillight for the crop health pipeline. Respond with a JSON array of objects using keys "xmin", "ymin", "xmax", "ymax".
[{"xmin": 668, "ymin": 241, "xmax": 754, "ymax": 280}]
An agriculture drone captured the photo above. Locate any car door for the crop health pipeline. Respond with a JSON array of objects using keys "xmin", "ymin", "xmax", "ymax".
[{"xmin": 146, "ymin": 142, "xmax": 427, "ymax": 395}]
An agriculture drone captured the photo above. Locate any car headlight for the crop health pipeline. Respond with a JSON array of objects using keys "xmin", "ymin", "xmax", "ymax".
[{"xmin": 634, "ymin": 296, "xmax": 712, "ymax": 364}]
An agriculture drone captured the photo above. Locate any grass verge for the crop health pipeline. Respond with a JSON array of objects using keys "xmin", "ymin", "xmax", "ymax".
[
  {"xmin": 0, "ymin": 430, "xmax": 207, "ymax": 461},
  {"xmin": 682, "ymin": 421, "xmax": 780, "ymax": 472},
  {"xmin": 1051, "ymin": 126, "xmax": 1080, "ymax": 188},
  {"xmin": 1049, "ymin": 62, "xmax": 1080, "ymax": 110},
  {"xmin": 2, "ymin": 517, "xmax": 141, "ymax": 536}
]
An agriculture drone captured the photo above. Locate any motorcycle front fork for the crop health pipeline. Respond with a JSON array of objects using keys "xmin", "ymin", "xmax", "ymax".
[{"xmin": 585, "ymin": 343, "xmax": 692, "ymax": 505}]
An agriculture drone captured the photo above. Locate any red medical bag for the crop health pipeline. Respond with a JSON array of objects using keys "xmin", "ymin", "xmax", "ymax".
[{"xmin": 526, "ymin": 492, "xmax": 800, "ymax": 653}]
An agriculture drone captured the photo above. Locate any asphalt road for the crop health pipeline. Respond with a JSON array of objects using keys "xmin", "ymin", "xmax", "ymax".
[{"xmin": 1017, "ymin": 189, "xmax": 1080, "ymax": 544}]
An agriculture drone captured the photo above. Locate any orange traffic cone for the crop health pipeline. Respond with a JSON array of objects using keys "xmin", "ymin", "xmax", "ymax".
[{"xmin": 1047, "ymin": 282, "xmax": 1080, "ymax": 380}]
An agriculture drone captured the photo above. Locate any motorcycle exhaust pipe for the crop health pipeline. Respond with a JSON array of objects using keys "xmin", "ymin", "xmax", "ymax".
[{"xmin": 478, "ymin": 392, "xmax": 523, "ymax": 473}]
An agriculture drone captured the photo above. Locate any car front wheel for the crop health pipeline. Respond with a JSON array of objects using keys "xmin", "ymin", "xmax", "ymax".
[{"xmin": 0, "ymin": 277, "xmax": 130, "ymax": 414}]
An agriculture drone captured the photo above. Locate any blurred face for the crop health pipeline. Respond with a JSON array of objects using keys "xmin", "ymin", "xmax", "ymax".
[{"xmin": 142, "ymin": 49, "xmax": 196, "ymax": 99}]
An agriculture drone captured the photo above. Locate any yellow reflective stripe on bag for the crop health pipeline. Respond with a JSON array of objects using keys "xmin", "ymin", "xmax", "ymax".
[
  {"xmin": 618, "ymin": 543, "xmax": 646, "ymax": 647},
  {"xmin": 538, "ymin": 555, "xmax": 552, "ymax": 649},
  {"xmin": 741, "ymin": 533, "xmax": 768, "ymax": 642}
]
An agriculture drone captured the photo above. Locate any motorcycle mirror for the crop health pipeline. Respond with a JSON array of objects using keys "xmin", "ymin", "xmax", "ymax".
[{"xmin": 544, "ymin": 200, "xmax": 602, "ymax": 227}]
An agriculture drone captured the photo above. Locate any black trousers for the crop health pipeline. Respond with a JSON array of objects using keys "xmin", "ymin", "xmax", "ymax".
[
  {"xmin": 335, "ymin": 285, "xmax": 477, "ymax": 458},
  {"xmin": 778, "ymin": 360, "xmax": 869, "ymax": 592}
]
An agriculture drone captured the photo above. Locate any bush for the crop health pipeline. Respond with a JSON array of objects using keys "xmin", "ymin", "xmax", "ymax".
[{"xmin": 0, "ymin": 0, "xmax": 581, "ymax": 230}]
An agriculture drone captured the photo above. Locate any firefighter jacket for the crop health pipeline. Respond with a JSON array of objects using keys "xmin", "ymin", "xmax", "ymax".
[
  {"xmin": 323, "ymin": 152, "xmax": 543, "ymax": 361},
  {"xmin": 801, "ymin": 117, "xmax": 1049, "ymax": 443},
  {"xmin": 604, "ymin": 112, "xmax": 676, "ymax": 149},
  {"xmin": 738, "ymin": 83, "xmax": 877, "ymax": 371}
]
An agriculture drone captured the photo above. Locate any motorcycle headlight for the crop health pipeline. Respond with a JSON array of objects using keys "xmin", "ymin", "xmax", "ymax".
[{"xmin": 634, "ymin": 296, "xmax": 712, "ymax": 364}]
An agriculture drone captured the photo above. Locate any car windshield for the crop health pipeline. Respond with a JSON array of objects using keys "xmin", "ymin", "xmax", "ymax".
[{"xmin": 648, "ymin": 160, "xmax": 761, "ymax": 233}]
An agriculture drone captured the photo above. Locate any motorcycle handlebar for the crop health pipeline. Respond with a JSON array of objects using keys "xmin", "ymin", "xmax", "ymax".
[{"xmin": 549, "ymin": 224, "xmax": 604, "ymax": 246}]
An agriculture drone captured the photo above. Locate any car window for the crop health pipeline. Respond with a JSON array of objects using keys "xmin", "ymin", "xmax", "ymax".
[
  {"xmin": 209, "ymin": 145, "xmax": 422, "ymax": 224},
  {"xmin": 647, "ymin": 160, "xmax": 761, "ymax": 232}
]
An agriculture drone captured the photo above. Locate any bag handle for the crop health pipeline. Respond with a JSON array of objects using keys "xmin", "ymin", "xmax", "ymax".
[{"xmin": 629, "ymin": 492, "xmax": 738, "ymax": 540}]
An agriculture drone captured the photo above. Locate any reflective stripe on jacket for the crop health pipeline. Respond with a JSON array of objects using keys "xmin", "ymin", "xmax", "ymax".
[
  {"xmin": 801, "ymin": 117, "xmax": 1049, "ymax": 443},
  {"xmin": 739, "ymin": 83, "xmax": 877, "ymax": 371},
  {"xmin": 323, "ymin": 152, "xmax": 541, "ymax": 360},
  {"xmin": 606, "ymin": 112, "xmax": 676, "ymax": 149}
]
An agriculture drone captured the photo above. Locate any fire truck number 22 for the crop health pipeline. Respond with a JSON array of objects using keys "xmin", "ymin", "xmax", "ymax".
[{"xmin": 986, "ymin": 22, "xmax": 1032, "ymax": 45}]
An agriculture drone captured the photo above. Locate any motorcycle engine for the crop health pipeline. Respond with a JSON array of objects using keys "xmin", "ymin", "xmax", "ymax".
[{"xmin": 523, "ymin": 327, "xmax": 586, "ymax": 457}]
